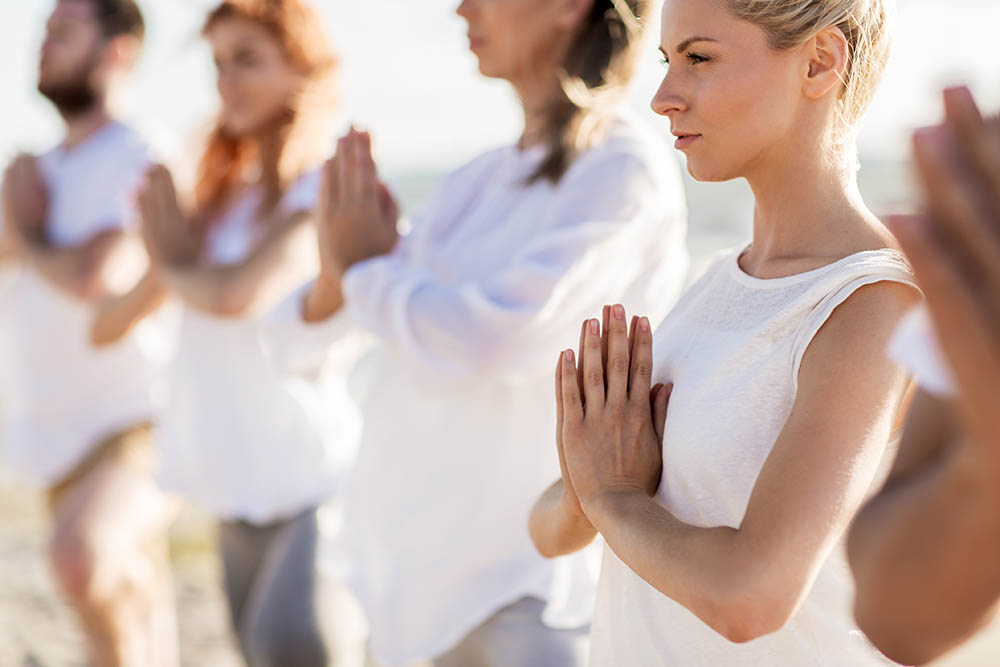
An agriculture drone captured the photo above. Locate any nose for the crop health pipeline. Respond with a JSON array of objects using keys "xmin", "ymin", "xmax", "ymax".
[
  {"xmin": 456, "ymin": 0, "xmax": 473, "ymax": 20},
  {"xmin": 650, "ymin": 72, "xmax": 688, "ymax": 117}
]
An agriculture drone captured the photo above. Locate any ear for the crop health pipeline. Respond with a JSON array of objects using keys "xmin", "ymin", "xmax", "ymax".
[
  {"xmin": 802, "ymin": 25, "xmax": 849, "ymax": 101},
  {"xmin": 104, "ymin": 34, "xmax": 142, "ymax": 72},
  {"xmin": 554, "ymin": 0, "xmax": 596, "ymax": 31}
]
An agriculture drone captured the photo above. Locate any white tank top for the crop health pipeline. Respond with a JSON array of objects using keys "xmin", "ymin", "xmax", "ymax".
[{"xmin": 590, "ymin": 247, "xmax": 916, "ymax": 666}]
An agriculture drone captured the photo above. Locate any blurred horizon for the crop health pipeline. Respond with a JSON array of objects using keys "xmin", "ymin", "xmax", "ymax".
[{"xmin": 0, "ymin": 0, "xmax": 997, "ymax": 179}]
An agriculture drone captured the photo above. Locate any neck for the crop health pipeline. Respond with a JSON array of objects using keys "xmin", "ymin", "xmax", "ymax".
[
  {"xmin": 742, "ymin": 133, "xmax": 873, "ymax": 267},
  {"xmin": 62, "ymin": 103, "xmax": 112, "ymax": 150},
  {"xmin": 514, "ymin": 72, "xmax": 562, "ymax": 150}
]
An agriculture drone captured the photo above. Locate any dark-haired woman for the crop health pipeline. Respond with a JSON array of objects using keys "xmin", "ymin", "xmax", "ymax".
[{"xmin": 295, "ymin": 1, "xmax": 688, "ymax": 664}]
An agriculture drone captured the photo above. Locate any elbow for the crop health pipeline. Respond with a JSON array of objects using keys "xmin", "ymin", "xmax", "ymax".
[{"xmin": 698, "ymin": 572, "xmax": 799, "ymax": 644}]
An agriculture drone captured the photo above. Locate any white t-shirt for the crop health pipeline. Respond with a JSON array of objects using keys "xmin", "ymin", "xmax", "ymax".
[
  {"xmin": 155, "ymin": 172, "xmax": 358, "ymax": 524},
  {"xmin": 335, "ymin": 111, "xmax": 690, "ymax": 665},
  {"xmin": 590, "ymin": 248, "xmax": 916, "ymax": 666},
  {"xmin": 3, "ymin": 122, "xmax": 175, "ymax": 487},
  {"xmin": 888, "ymin": 305, "xmax": 956, "ymax": 398}
]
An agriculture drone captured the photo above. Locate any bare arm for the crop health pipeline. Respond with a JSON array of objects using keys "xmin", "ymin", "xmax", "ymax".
[
  {"xmin": 848, "ymin": 89, "xmax": 1000, "ymax": 665},
  {"xmin": 163, "ymin": 210, "xmax": 317, "ymax": 319},
  {"xmin": 90, "ymin": 268, "xmax": 169, "ymax": 346},
  {"xmin": 848, "ymin": 392, "xmax": 1000, "ymax": 665},
  {"xmin": 563, "ymin": 284, "xmax": 917, "ymax": 643},
  {"xmin": 16, "ymin": 227, "xmax": 133, "ymax": 301}
]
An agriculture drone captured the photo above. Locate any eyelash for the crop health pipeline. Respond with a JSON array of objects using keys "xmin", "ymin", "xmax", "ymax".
[{"xmin": 659, "ymin": 53, "xmax": 710, "ymax": 67}]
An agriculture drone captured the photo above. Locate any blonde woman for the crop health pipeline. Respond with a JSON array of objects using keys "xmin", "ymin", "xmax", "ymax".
[{"xmin": 531, "ymin": 0, "xmax": 921, "ymax": 664}]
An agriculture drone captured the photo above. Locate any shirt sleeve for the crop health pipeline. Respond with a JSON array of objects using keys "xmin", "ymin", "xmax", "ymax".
[
  {"xmin": 341, "ymin": 151, "xmax": 682, "ymax": 385},
  {"xmin": 260, "ymin": 278, "xmax": 361, "ymax": 377}
]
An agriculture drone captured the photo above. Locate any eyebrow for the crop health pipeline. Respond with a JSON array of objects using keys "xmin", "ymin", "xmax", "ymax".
[{"xmin": 659, "ymin": 36, "xmax": 719, "ymax": 56}]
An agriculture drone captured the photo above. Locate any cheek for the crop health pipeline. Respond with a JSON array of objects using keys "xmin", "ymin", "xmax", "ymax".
[
  {"xmin": 691, "ymin": 64, "xmax": 797, "ymax": 178},
  {"xmin": 241, "ymin": 67, "xmax": 294, "ymax": 116}
]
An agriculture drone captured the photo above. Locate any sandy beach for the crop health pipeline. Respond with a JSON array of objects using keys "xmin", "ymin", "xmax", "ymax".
[{"xmin": 2, "ymin": 463, "xmax": 999, "ymax": 666}]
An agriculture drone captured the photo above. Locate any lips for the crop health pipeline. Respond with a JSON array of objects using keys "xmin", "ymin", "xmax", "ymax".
[
  {"xmin": 468, "ymin": 35, "xmax": 484, "ymax": 50},
  {"xmin": 673, "ymin": 133, "xmax": 701, "ymax": 150}
]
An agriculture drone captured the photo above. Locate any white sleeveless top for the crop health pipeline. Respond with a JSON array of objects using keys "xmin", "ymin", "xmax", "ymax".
[
  {"xmin": 590, "ymin": 247, "xmax": 916, "ymax": 666},
  {"xmin": 3, "ymin": 122, "xmax": 175, "ymax": 487},
  {"xmin": 157, "ymin": 172, "xmax": 360, "ymax": 524}
]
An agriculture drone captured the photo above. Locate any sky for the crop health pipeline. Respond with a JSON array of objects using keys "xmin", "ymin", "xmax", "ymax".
[{"xmin": 0, "ymin": 0, "xmax": 998, "ymax": 176}]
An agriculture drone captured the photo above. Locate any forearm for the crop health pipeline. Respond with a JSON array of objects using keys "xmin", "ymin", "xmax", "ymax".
[
  {"xmin": 529, "ymin": 480, "xmax": 598, "ymax": 558},
  {"xmin": 91, "ymin": 270, "xmax": 168, "ymax": 347},
  {"xmin": 585, "ymin": 489, "xmax": 781, "ymax": 643},
  {"xmin": 848, "ymin": 449, "xmax": 1000, "ymax": 665},
  {"xmin": 301, "ymin": 271, "xmax": 344, "ymax": 323},
  {"xmin": 18, "ymin": 229, "xmax": 123, "ymax": 301},
  {"xmin": 164, "ymin": 260, "xmax": 287, "ymax": 318}
]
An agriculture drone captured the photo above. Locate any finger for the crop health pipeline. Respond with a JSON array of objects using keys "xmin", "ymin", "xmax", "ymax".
[
  {"xmin": 576, "ymin": 318, "xmax": 588, "ymax": 405},
  {"xmin": 560, "ymin": 349, "xmax": 584, "ymax": 423},
  {"xmin": 652, "ymin": 383, "xmax": 672, "ymax": 444},
  {"xmin": 336, "ymin": 136, "xmax": 352, "ymax": 207},
  {"xmin": 913, "ymin": 126, "xmax": 1000, "ymax": 288},
  {"xmin": 322, "ymin": 157, "xmax": 338, "ymax": 210},
  {"xmin": 377, "ymin": 182, "xmax": 398, "ymax": 224},
  {"xmin": 582, "ymin": 317, "xmax": 606, "ymax": 409},
  {"xmin": 943, "ymin": 87, "xmax": 1000, "ymax": 217},
  {"xmin": 601, "ymin": 305, "xmax": 611, "ymax": 377},
  {"xmin": 358, "ymin": 134, "xmax": 378, "ymax": 205},
  {"xmin": 628, "ymin": 316, "xmax": 655, "ymax": 403},
  {"xmin": 605, "ymin": 304, "xmax": 631, "ymax": 405},
  {"xmin": 555, "ymin": 353, "xmax": 566, "ymax": 462}
]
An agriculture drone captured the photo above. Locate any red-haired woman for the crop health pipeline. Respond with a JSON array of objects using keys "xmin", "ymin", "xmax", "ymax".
[{"xmin": 93, "ymin": 2, "xmax": 366, "ymax": 665}]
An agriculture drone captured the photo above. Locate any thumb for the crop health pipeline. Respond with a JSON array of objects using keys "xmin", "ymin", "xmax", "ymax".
[
  {"xmin": 377, "ymin": 182, "xmax": 399, "ymax": 224},
  {"xmin": 650, "ymin": 383, "xmax": 673, "ymax": 444}
]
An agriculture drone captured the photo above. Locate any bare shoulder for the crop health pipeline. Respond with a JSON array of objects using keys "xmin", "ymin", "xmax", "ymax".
[{"xmin": 802, "ymin": 279, "xmax": 921, "ymax": 385}]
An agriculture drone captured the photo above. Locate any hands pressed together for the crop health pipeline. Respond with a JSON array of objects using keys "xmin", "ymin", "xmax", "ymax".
[
  {"xmin": 2, "ymin": 154, "xmax": 48, "ymax": 246},
  {"xmin": 315, "ymin": 127, "xmax": 399, "ymax": 282},
  {"xmin": 887, "ymin": 87, "xmax": 1000, "ymax": 473},
  {"xmin": 135, "ymin": 164, "xmax": 200, "ymax": 270},
  {"xmin": 555, "ymin": 304, "xmax": 671, "ymax": 523}
]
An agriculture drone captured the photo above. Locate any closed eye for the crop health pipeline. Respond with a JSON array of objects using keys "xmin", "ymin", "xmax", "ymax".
[{"xmin": 686, "ymin": 52, "xmax": 709, "ymax": 64}]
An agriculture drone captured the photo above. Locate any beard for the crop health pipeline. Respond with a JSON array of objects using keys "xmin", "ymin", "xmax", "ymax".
[
  {"xmin": 37, "ymin": 49, "xmax": 101, "ymax": 116},
  {"xmin": 38, "ymin": 79, "xmax": 98, "ymax": 116}
]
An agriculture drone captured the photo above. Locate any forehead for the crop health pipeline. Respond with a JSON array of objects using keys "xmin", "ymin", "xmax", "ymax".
[
  {"xmin": 50, "ymin": 0, "xmax": 98, "ymax": 25},
  {"xmin": 659, "ymin": 0, "xmax": 755, "ymax": 48},
  {"xmin": 206, "ymin": 17, "xmax": 280, "ymax": 52}
]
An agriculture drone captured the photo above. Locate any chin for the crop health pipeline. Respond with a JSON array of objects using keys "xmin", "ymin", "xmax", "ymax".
[
  {"xmin": 220, "ymin": 114, "xmax": 257, "ymax": 138},
  {"xmin": 685, "ymin": 156, "xmax": 742, "ymax": 183}
]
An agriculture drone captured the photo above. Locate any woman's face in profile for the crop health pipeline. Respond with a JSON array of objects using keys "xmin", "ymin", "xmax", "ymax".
[
  {"xmin": 207, "ymin": 17, "xmax": 303, "ymax": 137},
  {"xmin": 456, "ymin": 0, "xmax": 582, "ymax": 84}
]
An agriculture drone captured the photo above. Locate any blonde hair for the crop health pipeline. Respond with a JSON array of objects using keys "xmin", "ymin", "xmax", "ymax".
[
  {"xmin": 195, "ymin": 0, "xmax": 338, "ymax": 224},
  {"xmin": 531, "ymin": 0, "xmax": 653, "ymax": 184},
  {"xmin": 725, "ymin": 0, "xmax": 892, "ymax": 132}
]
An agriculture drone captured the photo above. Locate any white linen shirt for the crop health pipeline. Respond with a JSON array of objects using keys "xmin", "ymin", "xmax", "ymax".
[{"xmin": 335, "ymin": 111, "xmax": 689, "ymax": 665}]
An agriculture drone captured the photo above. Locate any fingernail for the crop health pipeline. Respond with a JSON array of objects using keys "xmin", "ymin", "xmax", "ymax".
[
  {"xmin": 565, "ymin": 349, "xmax": 575, "ymax": 362},
  {"xmin": 614, "ymin": 305, "xmax": 625, "ymax": 320},
  {"xmin": 590, "ymin": 319, "xmax": 600, "ymax": 335},
  {"xmin": 640, "ymin": 317, "xmax": 651, "ymax": 332}
]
